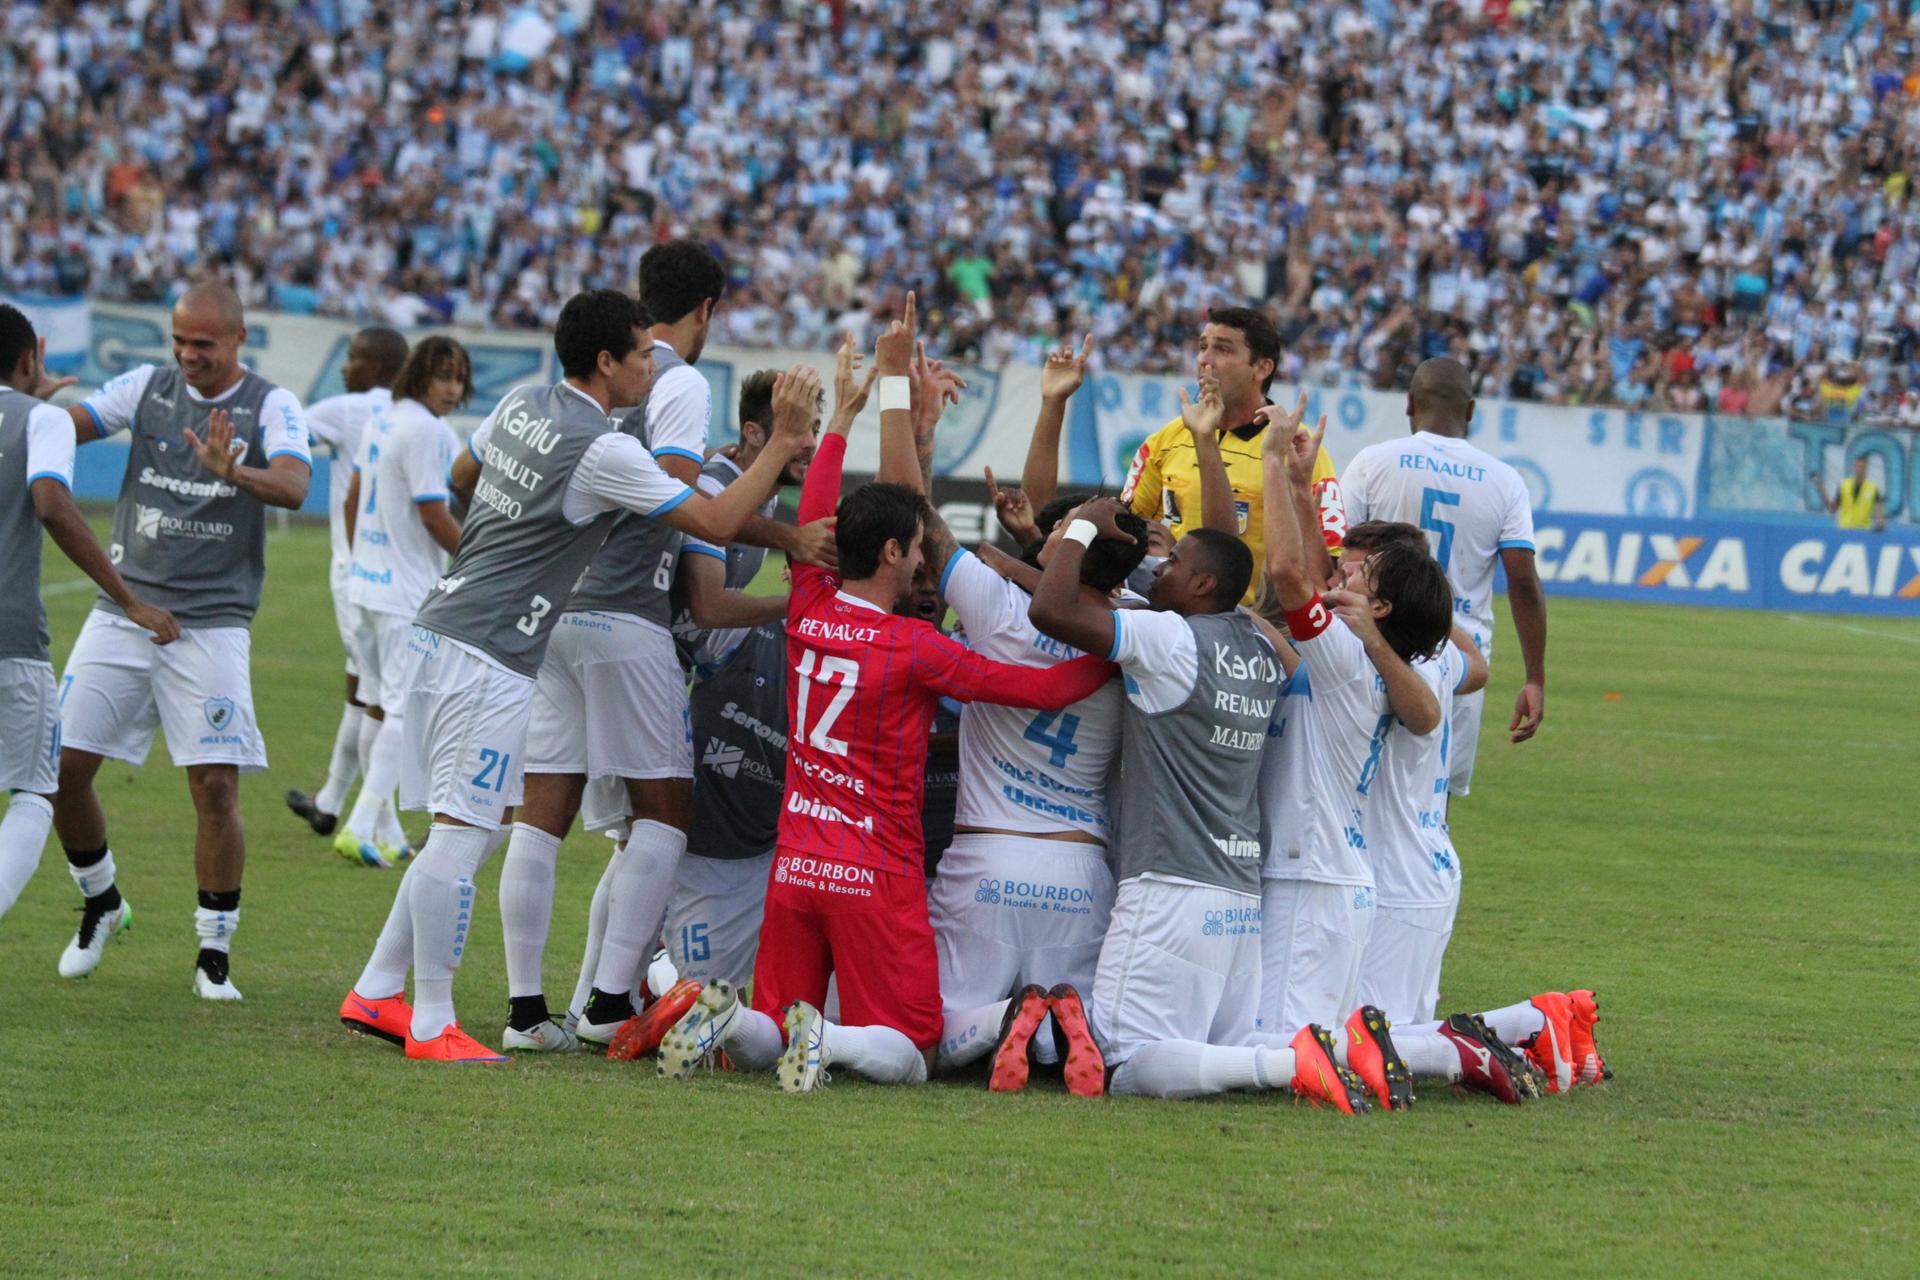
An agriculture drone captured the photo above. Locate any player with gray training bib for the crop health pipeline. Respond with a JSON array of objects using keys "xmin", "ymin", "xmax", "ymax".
[
  {"xmin": 336, "ymin": 289, "xmax": 820, "ymax": 1063},
  {"xmin": 52, "ymin": 283, "xmax": 311, "ymax": 1002},
  {"xmin": 284, "ymin": 327, "xmax": 409, "ymax": 841},
  {"xmin": 0, "ymin": 306, "xmax": 179, "ymax": 927}
]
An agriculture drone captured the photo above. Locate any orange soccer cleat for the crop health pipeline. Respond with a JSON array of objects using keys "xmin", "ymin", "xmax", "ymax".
[
  {"xmin": 607, "ymin": 978, "xmax": 703, "ymax": 1061},
  {"xmin": 1343, "ymin": 1005, "xmax": 1414, "ymax": 1111},
  {"xmin": 1046, "ymin": 984, "xmax": 1106, "ymax": 1099},
  {"xmin": 404, "ymin": 1022, "xmax": 509, "ymax": 1063},
  {"xmin": 1526, "ymin": 992, "xmax": 1577, "ymax": 1094},
  {"xmin": 339, "ymin": 990, "xmax": 413, "ymax": 1047},
  {"xmin": 1288, "ymin": 1024, "xmax": 1370, "ymax": 1115},
  {"xmin": 1569, "ymin": 989, "xmax": 1612, "ymax": 1085},
  {"xmin": 987, "ymin": 985, "xmax": 1052, "ymax": 1093}
]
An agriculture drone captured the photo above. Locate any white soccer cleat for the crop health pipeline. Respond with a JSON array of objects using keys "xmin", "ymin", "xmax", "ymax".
[
  {"xmin": 574, "ymin": 1013, "xmax": 627, "ymax": 1047},
  {"xmin": 502, "ymin": 1019, "xmax": 580, "ymax": 1053},
  {"xmin": 192, "ymin": 968, "xmax": 244, "ymax": 1001},
  {"xmin": 657, "ymin": 980, "xmax": 740, "ymax": 1080},
  {"xmin": 645, "ymin": 948, "xmax": 679, "ymax": 1000},
  {"xmin": 777, "ymin": 1000, "xmax": 831, "ymax": 1094},
  {"xmin": 59, "ymin": 900, "xmax": 133, "ymax": 979}
]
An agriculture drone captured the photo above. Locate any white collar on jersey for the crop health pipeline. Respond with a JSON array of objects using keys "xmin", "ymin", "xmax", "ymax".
[{"xmin": 834, "ymin": 590, "xmax": 886, "ymax": 614}]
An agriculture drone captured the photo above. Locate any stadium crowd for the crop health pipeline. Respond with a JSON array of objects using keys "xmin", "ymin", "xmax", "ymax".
[{"xmin": 3, "ymin": 0, "xmax": 1919, "ymax": 424}]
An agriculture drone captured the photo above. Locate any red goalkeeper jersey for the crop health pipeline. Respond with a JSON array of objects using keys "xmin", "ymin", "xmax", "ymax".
[{"xmin": 780, "ymin": 432, "xmax": 1113, "ymax": 878}]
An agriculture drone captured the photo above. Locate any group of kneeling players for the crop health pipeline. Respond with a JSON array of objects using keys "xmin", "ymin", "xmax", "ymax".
[{"xmin": 1, "ymin": 240, "xmax": 1610, "ymax": 1109}]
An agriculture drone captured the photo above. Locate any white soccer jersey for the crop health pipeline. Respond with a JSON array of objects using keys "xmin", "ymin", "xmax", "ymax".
[
  {"xmin": 346, "ymin": 398, "xmax": 458, "ymax": 618},
  {"xmin": 305, "ymin": 388, "xmax": 392, "ymax": 572},
  {"xmin": 940, "ymin": 550, "xmax": 1121, "ymax": 841},
  {"xmin": 1340, "ymin": 432, "xmax": 1534, "ymax": 658},
  {"xmin": 1257, "ymin": 665, "xmax": 1308, "ymax": 878},
  {"xmin": 1368, "ymin": 646, "xmax": 1467, "ymax": 909},
  {"xmin": 1262, "ymin": 604, "xmax": 1389, "ymax": 888}
]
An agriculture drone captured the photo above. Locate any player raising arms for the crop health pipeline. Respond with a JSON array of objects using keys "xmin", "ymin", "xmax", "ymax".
[
  {"xmin": 658, "ymin": 296, "xmax": 1117, "ymax": 1091},
  {"xmin": 0, "ymin": 307, "xmax": 178, "ymax": 925},
  {"xmin": 53, "ymin": 282, "xmax": 310, "ymax": 1000},
  {"xmin": 332, "ymin": 337, "xmax": 473, "ymax": 868},
  {"xmin": 285, "ymin": 326, "xmax": 408, "ymax": 840},
  {"xmin": 336, "ymin": 289, "xmax": 818, "ymax": 1062}
]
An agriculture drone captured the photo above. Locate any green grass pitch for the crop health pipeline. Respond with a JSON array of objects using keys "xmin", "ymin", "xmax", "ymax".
[{"xmin": 1, "ymin": 521, "xmax": 1914, "ymax": 1276}]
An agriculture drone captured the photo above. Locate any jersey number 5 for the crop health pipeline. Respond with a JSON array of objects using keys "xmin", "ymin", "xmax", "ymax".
[{"xmin": 794, "ymin": 648, "xmax": 858, "ymax": 756}]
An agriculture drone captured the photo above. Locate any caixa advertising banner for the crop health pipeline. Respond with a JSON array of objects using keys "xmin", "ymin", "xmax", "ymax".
[{"xmin": 1508, "ymin": 513, "xmax": 1920, "ymax": 616}]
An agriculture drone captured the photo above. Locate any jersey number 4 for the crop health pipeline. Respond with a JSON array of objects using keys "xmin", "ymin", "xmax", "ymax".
[
  {"xmin": 1022, "ymin": 710, "xmax": 1081, "ymax": 768},
  {"xmin": 794, "ymin": 648, "xmax": 858, "ymax": 756}
]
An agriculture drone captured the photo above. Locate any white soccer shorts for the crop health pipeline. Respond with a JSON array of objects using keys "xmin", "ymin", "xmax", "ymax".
[
  {"xmin": 58, "ymin": 610, "xmax": 267, "ymax": 772},
  {"xmin": 0, "ymin": 658, "xmax": 60, "ymax": 793},
  {"xmin": 351, "ymin": 609, "xmax": 414, "ymax": 710},
  {"xmin": 1448, "ymin": 687, "xmax": 1485, "ymax": 796},
  {"xmin": 1257, "ymin": 877, "xmax": 1377, "ymax": 1039},
  {"xmin": 1090, "ymin": 876, "xmax": 1263, "ymax": 1067},
  {"xmin": 1358, "ymin": 892, "xmax": 1460, "ymax": 1026},
  {"xmin": 330, "ymin": 558, "xmax": 359, "ymax": 678},
  {"xmin": 397, "ymin": 627, "xmax": 532, "ymax": 830},
  {"xmin": 929, "ymin": 833, "xmax": 1115, "ymax": 1011},
  {"xmin": 663, "ymin": 850, "xmax": 774, "ymax": 987},
  {"xmin": 525, "ymin": 610, "xmax": 692, "ymax": 781}
]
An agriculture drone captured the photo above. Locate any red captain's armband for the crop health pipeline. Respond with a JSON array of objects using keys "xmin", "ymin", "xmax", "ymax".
[{"xmin": 1284, "ymin": 594, "xmax": 1332, "ymax": 641}]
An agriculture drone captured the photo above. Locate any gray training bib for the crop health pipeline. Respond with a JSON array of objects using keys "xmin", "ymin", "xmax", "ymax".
[
  {"xmin": 414, "ymin": 382, "xmax": 620, "ymax": 677},
  {"xmin": 101, "ymin": 366, "xmax": 276, "ymax": 628},
  {"xmin": 1112, "ymin": 610, "xmax": 1280, "ymax": 894},
  {"xmin": 687, "ymin": 622, "xmax": 789, "ymax": 860},
  {"xmin": 0, "ymin": 388, "xmax": 53, "ymax": 662}
]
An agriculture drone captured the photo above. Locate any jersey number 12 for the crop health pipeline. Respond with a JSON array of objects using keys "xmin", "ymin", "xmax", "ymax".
[{"xmin": 794, "ymin": 648, "xmax": 858, "ymax": 756}]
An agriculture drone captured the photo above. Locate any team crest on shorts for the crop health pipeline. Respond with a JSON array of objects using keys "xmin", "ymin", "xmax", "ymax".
[{"xmin": 204, "ymin": 697, "xmax": 236, "ymax": 731}]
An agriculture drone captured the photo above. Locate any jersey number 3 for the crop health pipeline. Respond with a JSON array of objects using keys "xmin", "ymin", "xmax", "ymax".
[{"xmin": 794, "ymin": 648, "xmax": 858, "ymax": 756}]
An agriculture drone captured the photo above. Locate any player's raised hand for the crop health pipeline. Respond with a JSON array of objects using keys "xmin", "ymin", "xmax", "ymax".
[
  {"xmin": 1286, "ymin": 411, "xmax": 1327, "ymax": 488},
  {"xmin": 184, "ymin": 409, "xmax": 244, "ymax": 481},
  {"xmin": 1257, "ymin": 390, "xmax": 1310, "ymax": 454},
  {"xmin": 832, "ymin": 333, "xmax": 878, "ymax": 421},
  {"xmin": 985, "ymin": 466, "xmax": 1038, "ymax": 544},
  {"xmin": 1067, "ymin": 495, "xmax": 1138, "ymax": 544},
  {"xmin": 875, "ymin": 291, "xmax": 917, "ymax": 376},
  {"xmin": 1325, "ymin": 587, "xmax": 1384, "ymax": 645},
  {"xmin": 1509, "ymin": 682, "xmax": 1544, "ymax": 744},
  {"xmin": 791, "ymin": 516, "xmax": 839, "ymax": 571},
  {"xmin": 125, "ymin": 598, "xmax": 181, "ymax": 646},
  {"xmin": 28, "ymin": 336, "xmax": 78, "ymax": 399},
  {"xmin": 1178, "ymin": 375, "xmax": 1226, "ymax": 439},
  {"xmin": 1040, "ymin": 333, "xmax": 1094, "ymax": 402},
  {"xmin": 772, "ymin": 364, "xmax": 824, "ymax": 445}
]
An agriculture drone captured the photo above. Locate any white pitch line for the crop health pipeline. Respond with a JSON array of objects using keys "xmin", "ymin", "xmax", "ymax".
[
  {"xmin": 1784, "ymin": 613, "xmax": 1920, "ymax": 647},
  {"xmin": 43, "ymin": 579, "xmax": 96, "ymax": 597}
]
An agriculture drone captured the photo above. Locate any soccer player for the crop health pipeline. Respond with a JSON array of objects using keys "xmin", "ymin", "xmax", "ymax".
[
  {"xmin": 658, "ymin": 297, "xmax": 1117, "ymax": 1091},
  {"xmin": 336, "ymin": 288, "xmax": 820, "ymax": 1062},
  {"xmin": 1339, "ymin": 356, "xmax": 1548, "ymax": 792},
  {"xmin": 657, "ymin": 364, "xmax": 840, "ymax": 993},
  {"xmin": 1021, "ymin": 492, "xmax": 1357, "ymax": 1105},
  {"xmin": 331, "ymin": 337, "xmax": 473, "ymax": 868},
  {"xmin": 1119, "ymin": 307, "xmax": 1345, "ymax": 602},
  {"xmin": 285, "ymin": 327, "xmax": 409, "ymax": 839},
  {"xmin": 0, "ymin": 308, "xmax": 178, "ymax": 924},
  {"xmin": 52, "ymin": 282, "xmax": 310, "ymax": 1000}
]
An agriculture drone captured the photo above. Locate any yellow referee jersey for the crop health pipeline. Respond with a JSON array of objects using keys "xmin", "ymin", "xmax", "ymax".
[
  {"xmin": 1121, "ymin": 413, "xmax": 1345, "ymax": 603},
  {"xmin": 1836, "ymin": 477, "xmax": 1880, "ymax": 530}
]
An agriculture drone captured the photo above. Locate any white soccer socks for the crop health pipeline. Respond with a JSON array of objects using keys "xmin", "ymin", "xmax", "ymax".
[
  {"xmin": 1109, "ymin": 1040, "xmax": 1295, "ymax": 1099},
  {"xmin": 193, "ymin": 888, "xmax": 242, "ymax": 998},
  {"xmin": 0, "ymin": 792, "xmax": 53, "ymax": 920},
  {"xmin": 587, "ymin": 820, "xmax": 687, "ymax": 1010},
  {"xmin": 345, "ymin": 712, "xmax": 404, "ymax": 843},
  {"xmin": 499, "ymin": 823, "xmax": 561, "ymax": 1000},
  {"xmin": 313, "ymin": 704, "xmax": 367, "ymax": 816},
  {"xmin": 406, "ymin": 824, "xmax": 497, "ymax": 1041},
  {"xmin": 356, "ymin": 862, "xmax": 418, "ymax": 999},
  {"xmin": 938, "ymin": 1000, "xmax": 1012, "ymax": 1071},
  {"xmin": 821, "ymin": 1022, "xmax": 929, "ymax": 1084}
]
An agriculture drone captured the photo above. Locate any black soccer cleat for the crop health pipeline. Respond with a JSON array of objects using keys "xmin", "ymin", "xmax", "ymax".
[{"xmin": 285, "ymin": 788, "xmax": 338, "ymax": 836}]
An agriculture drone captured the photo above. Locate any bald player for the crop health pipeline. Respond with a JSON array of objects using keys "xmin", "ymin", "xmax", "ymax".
[
  {"xmin": 1338, "ymin": 358, "xmax": 1546, "ymax": 797},
  {"xmin": 54, "ymin": 282, "xmax": 312, "ymax": 1000}
]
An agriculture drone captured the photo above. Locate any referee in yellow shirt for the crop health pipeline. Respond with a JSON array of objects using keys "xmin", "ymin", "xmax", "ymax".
[
  {"xmin": 1813, "ymin": 456, "xmax": 1886, "ymax": 532},
  {"xmin": 1120, "ymin": 307, "xmax": 1344, "ymax": 602}
]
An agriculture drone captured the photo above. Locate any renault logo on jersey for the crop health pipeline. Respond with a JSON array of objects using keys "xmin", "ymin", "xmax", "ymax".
[{"xmin": 204, "ymin": 697, "xmax": 235, "ymax": 731}]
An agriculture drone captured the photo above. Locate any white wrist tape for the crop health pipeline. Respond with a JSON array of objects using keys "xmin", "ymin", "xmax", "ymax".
[
  {"xmin": 1063, "ymin": 519, "xmax": 1098, "ymax": 547},
  {"xmin": 878, "ymin": 376, "xmax": 912, "ymax": 412}
]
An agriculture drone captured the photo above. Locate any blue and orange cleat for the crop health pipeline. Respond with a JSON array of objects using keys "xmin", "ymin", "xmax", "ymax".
[
  {"xmin": 1288, "ymin": 1024, "xmax": 1370, "ymax": 1114},
  {"xmin": 1526, "ymin": 992, "xmax": 1577, "ymax": 1094},
  {"xmin": 608, "ymin": 978, "xmax": 703, "ymax": 1061},
  {"xmin": 1344, "ymin": 1005, "xmax": 1414, "ymax": 1111},
  {"xmin": 339, "ymin": 990, "xmax": 412, "ymax": 1046},
  {"xmin": 1046, "ymin": 984, "xmax": 1106, "ymax": 1098},
  {"xmin": 405, "ymin": 1023, "xmax": 509, "ymax": 1063},
  {"xmin": 987, "ymin": 985, "xmax": 1052, "ymax": 1094},
  {"xmin": 1569, "ymin": 989, "xmax": 1612, "ymax": 1084}
]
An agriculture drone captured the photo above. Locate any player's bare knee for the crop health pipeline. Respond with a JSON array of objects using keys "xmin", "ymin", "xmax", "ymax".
[
  {"xmin": 56, "ymin": 747, "xmax": 103, "ymax": 795},
  {"xmin": 187, "ymin": 765, "xmax": 242, "ymax": 816},
  {"xmin": 626, "ymin": 777, "xmax": 692, "ymax": 831}
]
